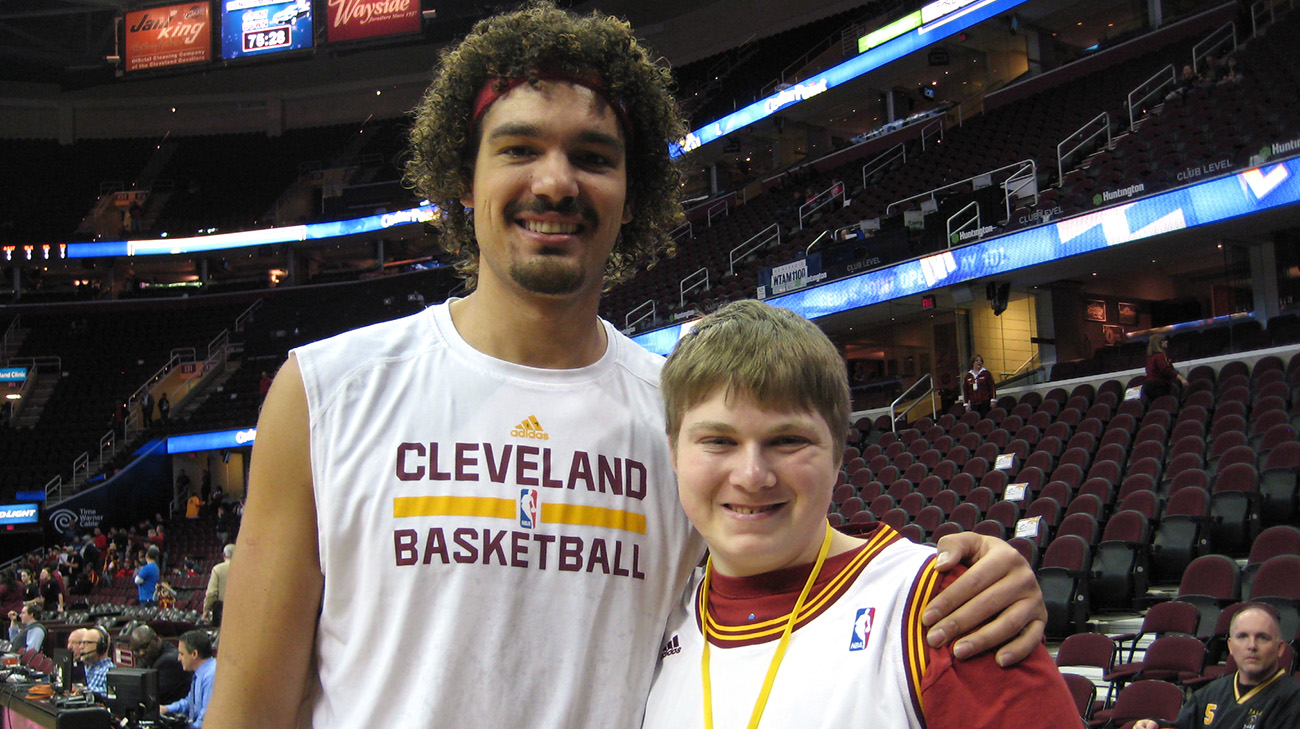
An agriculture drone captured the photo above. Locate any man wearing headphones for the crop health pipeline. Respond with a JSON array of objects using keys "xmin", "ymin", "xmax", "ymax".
[
  {"xmin": 161, "ymin": 630, "xmax": 216, "ymax": 728},
  {"xmin": 78, "ymin": 626, "xmax": 115, "ymax": 695}
]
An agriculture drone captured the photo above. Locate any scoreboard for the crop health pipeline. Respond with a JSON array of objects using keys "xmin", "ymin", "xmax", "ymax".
[{"xmin": 221, "ymin": 0, "xmax": 314, "ymax": 60}]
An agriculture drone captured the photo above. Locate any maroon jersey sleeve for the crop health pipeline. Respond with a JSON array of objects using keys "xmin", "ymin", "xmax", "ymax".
[{"xmin": 918, "ymin": 569, "xmax": 1082, "ymax": 729}]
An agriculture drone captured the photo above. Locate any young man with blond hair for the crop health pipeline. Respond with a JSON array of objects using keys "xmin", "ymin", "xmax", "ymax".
[{"xmin": 646, "ymin": 300, "xmax": 1078, "ymax": 728}]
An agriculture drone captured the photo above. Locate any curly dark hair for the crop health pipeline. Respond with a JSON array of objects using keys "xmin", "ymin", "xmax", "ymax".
[{"xmin": 403, "ymin": 1, "xmax": 685, "ymax": 289}]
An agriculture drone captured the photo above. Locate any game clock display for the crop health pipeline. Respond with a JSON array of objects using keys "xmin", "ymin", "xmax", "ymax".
[
  {"xmin": 221, "ymin": 0, "xmax": 312, "ymax": 59},
  {"xmin": 243, "ymin": 25, "xmax": 291, "ymax": 52}
]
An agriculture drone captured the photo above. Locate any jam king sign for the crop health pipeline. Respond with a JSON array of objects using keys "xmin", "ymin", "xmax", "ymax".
[
  {"xmin": 125, "ymin": 3, "xmax": 212, "ymax": 72},
  {"xmin": 326, "ymin": 0, "xmax": 420, "ymax": 43}
]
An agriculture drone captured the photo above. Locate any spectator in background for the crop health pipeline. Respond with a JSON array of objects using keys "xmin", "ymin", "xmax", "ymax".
[
  {"xmin": 1200, "ymin": 55, "xmax": 1221, "ymax": 86},
  {"xmin": 205, "ymin": 545, "xmax": 234, "ymax": 626},
  {"xmin": 1142, "ymin": 333, "xmax": 1187, "ymax": 401},
  {"xmin": 141, "ymin": 390, "xmax": 156, "ymax": 429},
  {"xmin": 129, "ymin": 200, "xmax": 143, "ymax": 234},
  {"xmin": 158, "ymin": 392, "xmax": 171, "ymax": 427},
  {"xmin": 7, "ymin": 602, "xmax": 45, "ymax": 653},
  {"xmin": 1166, "ymin": 64, "xmax": 1198, "ymax": 101},
  {"xmin": 18, "ymin": 570, "xmax": 38, "ymax": 601},
  {"xmin": 0, "ymin": 568, "xmax": 24, "ymax": 618},
  {"xmin": 258, "ymin": 372, "xmax": 273, "ymax": 399},
  {"xmin": 1218, "ymin": 56, "xmax": 1242, "ymax": 85},
  {"xmin": 214, "ymin": 505, "xmax": 234, "ymax": 546},
  {"xmin": 92, "ymin": 527, "xmax": 107, "ymax": 552},
  {"xmin": 135, "ymin": 545, "xmax": 160, "ymax": 607},
  {"xmin": 162, "ymin": 630, "xmax": 216, "ymax": 728},
  {"xmin": 962, "ymin": 354, "xmax": 995, "ymax": 417},
  {"xmin": 38, "ymin": 567, "xmax": 66, "ymax": 613},
  {"xmin": 186, "ymin": 493, "xmax": 204, "ymax": 520},
  {"xmin": 1133, "ymin": 604, "xmax": 1300, "ymax": 728},
  {"xmin": 113, "ymin": 401, "xmax": 129, "ymax": 440},
  {"xmin": 78, "ymin": 534, "xmax": 100, "ymax": 574}
]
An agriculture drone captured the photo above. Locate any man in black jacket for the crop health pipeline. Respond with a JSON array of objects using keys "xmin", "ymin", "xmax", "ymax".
[{"xmin": 128, "ymin": 625, "xmax": 191, "ymax": 704}]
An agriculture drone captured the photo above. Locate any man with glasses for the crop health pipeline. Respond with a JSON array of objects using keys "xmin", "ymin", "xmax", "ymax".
[{"xmin": 78, "ymin": 627, "xmax": 114, "ymax": 695}]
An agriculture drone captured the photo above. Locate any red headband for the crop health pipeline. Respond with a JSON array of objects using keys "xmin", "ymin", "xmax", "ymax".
[{"xmin": 471, "ymin": 72, "xmax": 633, "ymax": 142}]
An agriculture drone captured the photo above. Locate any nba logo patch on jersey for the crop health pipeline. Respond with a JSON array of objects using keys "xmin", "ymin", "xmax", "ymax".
[
  {"xmin": 848, "ymin": 607, "xmax": 875, "ymax": 651},
  {"xmin": 519, "ymin": 488, "xmax": 539, "ymax": 529}
]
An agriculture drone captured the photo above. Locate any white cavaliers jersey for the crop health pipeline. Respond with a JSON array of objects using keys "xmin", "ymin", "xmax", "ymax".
[
  {"xmin": 643, "ymin": 526, "xmax": 937, "ymax": 729},
  {"xmin": 294, "ymin": 302, "xmax": 703, "ymax": 729}
]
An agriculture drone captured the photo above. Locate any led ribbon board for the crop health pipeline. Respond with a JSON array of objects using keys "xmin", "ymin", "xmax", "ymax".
[
  {"xmin": 633, "ymin": 159, "xmax": 1300, "ymax": 355},
  {"xmin": 0, "ymin": 368, "xmax": 27, "ymax": 382},
  {"xmin": 672, "ymin": 0, "xmax": 1032, "ymax": 157},
  {"xmin": 167, "ymin": 428, "xmax": 257, "ymax": 454},
  {"xmin": 67, "ymin": 205, "xmax": 437, "ymax": 259}
]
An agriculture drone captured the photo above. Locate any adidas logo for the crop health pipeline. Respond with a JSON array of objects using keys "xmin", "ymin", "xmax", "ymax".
[
  {"xmin": 510, "ymin": 415, "xmax": 550, "ymax": 441},
  {"xmin": 660, "ymin": 635, "xmax": 681, "ymax": 658}
]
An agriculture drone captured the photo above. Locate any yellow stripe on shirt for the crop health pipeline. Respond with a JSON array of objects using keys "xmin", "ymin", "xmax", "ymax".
[{"xmin": 393, "ymin": 496, "xmax": 646, "ymax": 534}]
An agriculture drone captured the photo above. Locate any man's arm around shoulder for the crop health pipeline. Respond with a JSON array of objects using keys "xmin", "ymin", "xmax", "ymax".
[{"xmin": 204, "ymin": 356, "xmax": 324, "ymax": 729}]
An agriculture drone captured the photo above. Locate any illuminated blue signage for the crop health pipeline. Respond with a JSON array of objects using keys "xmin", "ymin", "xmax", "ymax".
[
  {"xmin": 0, "ymin": 367, "xmax": 27, "ymax": 382},
  {"xmin": 167, "ymin": 428, "xmax": 257, "ymax": 454},
  {"xmin": 67, "ymin": 205, "xmax": 437, "ymax": 259},
  {"xmin": 221, "ymin": 0, "xmax": 313, "ymax": 60},
  {"xmin": 633, "ymin": 158, "xmax": 1300, "ymax": 355},
  {"xmin": 672, "ymin": 0, "xmax": 1032, "ymax": 157},
  {"xmin": 0, "ymin": 504, "xmax": 39, "ymax": 526}
]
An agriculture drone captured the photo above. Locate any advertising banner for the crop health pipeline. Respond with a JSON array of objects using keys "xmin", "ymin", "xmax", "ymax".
[
  {"xmin": 125, "ymin": 3, "xmax": 212, "ymax": 72},
  {"xmin": 634, "ymin": 158, "xmax": 1300, "ymax": 355},
  {"xmin": 221, "ymin": 0, "xmax": 314, "ymax": 60},
  {"xmin": 0, "ymin": 368, "xmax": 27, "ymax": 382},
  {"xmin": 326, "ymin": 0, "xmax": 420, "ymax": 43}
]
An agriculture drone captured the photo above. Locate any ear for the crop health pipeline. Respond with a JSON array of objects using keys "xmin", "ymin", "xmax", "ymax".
[
  {"xmin": 621, "ymin": 196, "xmax": 634, "ymax": 226},
  {"xmin": 460, "ymin": 169, "xmax": 475, "ymax": 210}
]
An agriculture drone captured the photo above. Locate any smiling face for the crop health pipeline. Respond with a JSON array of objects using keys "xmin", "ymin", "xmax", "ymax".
[
  {"xmin": 1228, "ymin": 607, "xmax": 1285, "ymax": 685},
  {"xmin": 463, "ymin": 80, "xmax": 632, "ymax": 300},
  {"xmin": 672, "ymin": 388, "xmax": 838, "ymax": 578}
]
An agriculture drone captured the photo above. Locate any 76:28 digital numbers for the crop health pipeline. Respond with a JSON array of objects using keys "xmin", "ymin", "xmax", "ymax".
[{"xmin": 243, "ymin": 26, "xmax": 291, "ymax": 52}]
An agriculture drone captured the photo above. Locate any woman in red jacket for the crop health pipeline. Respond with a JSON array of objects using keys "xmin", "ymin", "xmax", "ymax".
[
  {"xmin": 1142, "ymin": 333, "xmax": 1187, "ymax": 401},
  {"xmin": 962, "ymin": 354, "xmax": 995, "ymax": 417}
]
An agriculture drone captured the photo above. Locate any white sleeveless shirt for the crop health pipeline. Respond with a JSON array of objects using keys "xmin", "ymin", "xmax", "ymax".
[{"xmin": 294, "ymin": 302, "xmax": 702, "ymax": 728}]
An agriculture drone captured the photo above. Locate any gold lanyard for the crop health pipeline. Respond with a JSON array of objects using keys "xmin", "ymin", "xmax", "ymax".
[{"xmin": 700, "ymin": 523, "xmax": 834, "ymax": 729}]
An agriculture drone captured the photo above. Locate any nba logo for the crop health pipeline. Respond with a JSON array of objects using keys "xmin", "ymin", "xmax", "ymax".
[
  {"xmin": 848, "ymin": 607, "xmax": 875, "ymax": 651},
  {"xmin": 519, "ymin": 489, "xmax": 539, "ymax": 529}
]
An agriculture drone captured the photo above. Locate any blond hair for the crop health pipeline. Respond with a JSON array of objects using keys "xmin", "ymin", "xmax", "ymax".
[{"xmin": 661, "ymin": 300, "xmax": 849, "ymax": 459}]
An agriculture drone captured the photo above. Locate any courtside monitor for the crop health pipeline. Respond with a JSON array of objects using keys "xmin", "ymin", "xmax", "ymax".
[
  {"xmin": 51, "ymin": 648, "xmax": 73, "ymax": 694},
  {"xmin": 105, "ymin": 667, "xmax": 161, "ymax": 722}
]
